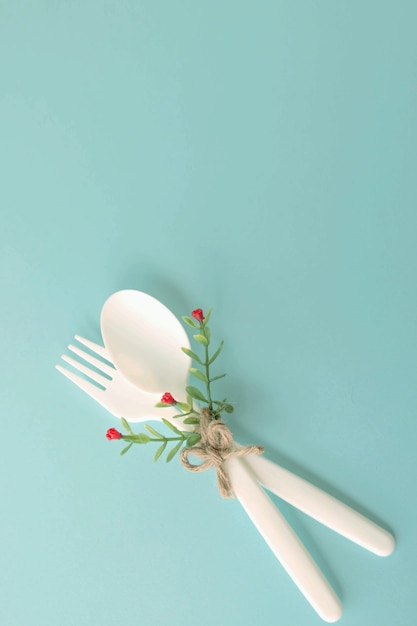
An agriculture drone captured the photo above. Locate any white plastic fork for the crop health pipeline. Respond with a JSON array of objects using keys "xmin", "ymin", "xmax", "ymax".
[
  {"xmin": 56, "ymin": 335, "xmax": 187, "ymax": 425},
  {"xmin": 57, "ymin": 335, "xmax": 343, "ymax": 622}
]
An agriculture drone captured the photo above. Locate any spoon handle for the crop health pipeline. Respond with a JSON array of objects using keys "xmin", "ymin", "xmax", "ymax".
[
  {"xmin": 224, "ymin": 457, "xmax": 342, "ymax": 623},
  {"xmin": 244, "ymin": 455, "xmax": 395, "ymax": 557}
]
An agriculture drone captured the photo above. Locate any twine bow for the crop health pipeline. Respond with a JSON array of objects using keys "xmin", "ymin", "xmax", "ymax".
[{"xmin": 180, "ymin": 407, "xmax": 264, "ymax": 498}]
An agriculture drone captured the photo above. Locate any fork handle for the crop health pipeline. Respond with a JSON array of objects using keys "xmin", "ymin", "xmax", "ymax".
[
  {"xmin": 224, "ymin": 457, "xmax": 343, "ymax": 623},
  {"xmin": 245, "ymin": 454, "xmax": 395, "ymax": 556}
]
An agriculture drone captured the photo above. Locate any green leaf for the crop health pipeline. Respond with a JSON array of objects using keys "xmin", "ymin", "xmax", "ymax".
[
  {"xmin": 144, "ymin": 424, "xmax": 163, "ymax": 438},
  {"xmin": 208, "ymin": 341, "xmax": 224, "ymax": 364},
  {"xmin": 177, "ymin": 402, "xmax": 191, "ymax": 412},
  {"xmin": 181, "ymin": 347, "xmax": 203, "ymax": 364},
  {"xmin": 186, "ymin": 386, "xmax": 209, "ymax": 403},
  {"xmin": 120, "ymin": 442, "xmax": 133, "ymax": 455},
  {"xmin": 186, "ymin": 433, "xmax": 201, "ymax": 447},
  {"xmin": 202, "ymin": 307, "xmax": 212, "ymax": 326},
  {"xmin": 154, "ymin": 441, "xmax": 167, "ymax": 462},
  {"xmin": 135, "ymin": 433, "xmax": 151, "ymax": 444},
  {"xmin": 182, "ymin": 316, "xmax": 198, "ymax": 329},
  {"xmin": 210, "ymin": 373, "xmax": 226, "ymax": 382},
  {"xmin": 224, "ymin": 404, "xmax": 234, "ymax": 413},
  {"xmin": 186, "ymin": 393, "xmax": 194, "ymax": 408},
  {"xmin": 166, "ymin": 441, "xmax": 183, "ymax": 463},
  {"xmin": 162, "ymin": 418, "xmax": 184, "ymax": 436},
  {"xmin": 189, "ymin": 368, "xmax": 208, "ymax": 383},
  {"xmin": 204, "ymin": 327, "xmax": 211, "ymax": 343},
  {"xmin": 155, "ymin": 402, "xmax": 170, "ymax": 408},
  {"xmin": 121, "ymin": 417, "xmax": 134, "ymax": 434},
  {"xmin": 183, "ymin": 416, "xmax": 200, "ymax": 425},
  {"xmin": 193, "ymin": 334, "xmax": 208, "ymax": 346}
]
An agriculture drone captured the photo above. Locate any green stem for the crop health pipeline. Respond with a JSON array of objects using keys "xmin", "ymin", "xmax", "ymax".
[
  {"xmin": 149, "ymin": 437, "xmax": 183, "ymax": 442},
  {"xmin": 123, "ymin": 435, "xmax": 184, "ymax": 443},
  {"xmin": 202, "ymin": 323, "xmax": 213, "ymax": 411}
]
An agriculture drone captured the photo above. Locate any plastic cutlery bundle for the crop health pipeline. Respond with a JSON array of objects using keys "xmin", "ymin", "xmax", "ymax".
[{"xmin": 56, "ymin": 290, "xmax": 395, "ymax": 623}]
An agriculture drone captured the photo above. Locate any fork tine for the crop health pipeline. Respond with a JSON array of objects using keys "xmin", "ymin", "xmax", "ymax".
[
  {"xmin": 68, "ymin": 344, "xmax": 115, "ymax": 378},
  {"xmin": 61, "ymin": 354, "xmax": 109, "ymax": 388},
  {"xmin": 74, "ymin": 335, "xmax": 110, "ymax": 361},
  {"xmin": 56, "ymin": 364, "xmax": 103, "ymax": 402}
]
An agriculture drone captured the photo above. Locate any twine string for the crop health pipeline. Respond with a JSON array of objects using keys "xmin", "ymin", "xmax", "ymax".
[{"xmin": 180, "ymin": 407, "xmax": 264, "ymax": 498}]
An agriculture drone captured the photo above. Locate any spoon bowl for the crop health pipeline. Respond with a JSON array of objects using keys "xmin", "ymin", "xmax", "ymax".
[{"xmin": 101, "ymin": 290, "xmax": 191, "ymax": 399}]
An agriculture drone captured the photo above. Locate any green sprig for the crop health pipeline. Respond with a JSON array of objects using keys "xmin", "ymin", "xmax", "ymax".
[
  {"xmin": 112, "ymin": 308, "xmax": 231, "ymax": 462},
  {"xmin": 119, "ymin": 418, "xmax": 201, "ymax": 463}
]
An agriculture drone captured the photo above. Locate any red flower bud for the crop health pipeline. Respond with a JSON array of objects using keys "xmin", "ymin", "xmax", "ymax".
[
  {"xmin": 161, "ymin": 392, "xmax": 176, "ymax": 405},
  {"xmin": 191, "ymin": 308, "xmax": 205, "ymax": 323},
  {"xmin": 106, "ymin": 428, "xmax": 122, "ymax": 440}
]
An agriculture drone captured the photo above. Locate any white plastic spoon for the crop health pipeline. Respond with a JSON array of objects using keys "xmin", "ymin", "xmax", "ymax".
[{"xmin": 100, "ymin": 290, "xmax": 343, "ymax": 622}]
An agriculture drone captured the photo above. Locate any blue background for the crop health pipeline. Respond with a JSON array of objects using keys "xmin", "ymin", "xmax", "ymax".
[{"xmin": 1, "ymin": 1, "xmax": 416, "ymax": 624}]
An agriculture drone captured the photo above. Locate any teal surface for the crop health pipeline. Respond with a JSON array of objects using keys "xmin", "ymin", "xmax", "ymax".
[{"xmin": 1, "ymin": 2, "xmax": 416, "ymax": 625}]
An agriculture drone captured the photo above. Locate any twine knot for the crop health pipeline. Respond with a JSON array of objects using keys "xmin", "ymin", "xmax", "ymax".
[{"xmin": 180, "ymin": 408, "xmax": 264, "ymax": 498}]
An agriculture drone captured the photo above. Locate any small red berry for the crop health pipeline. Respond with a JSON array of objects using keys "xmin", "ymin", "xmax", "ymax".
[
  {"xmin": 191, "ymin": 308, "xmax": 205, "ymax": 323},
  {"xmin": 161, "ymin": 392, "xmax": 176, "ymax": 405},
  {"xmin": 106, "ymin": 428, "xmax": 122, "ymax": 440}
]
